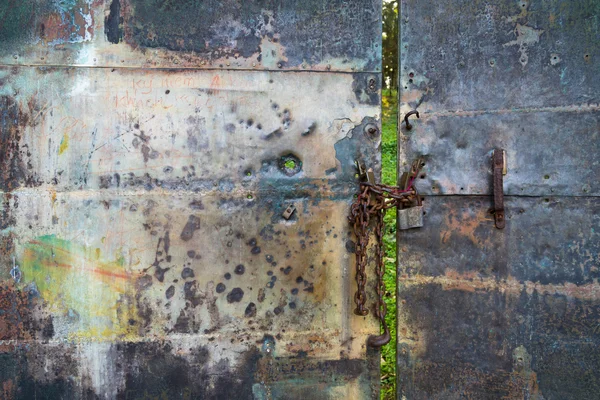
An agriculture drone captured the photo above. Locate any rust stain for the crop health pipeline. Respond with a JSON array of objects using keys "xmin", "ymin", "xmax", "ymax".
[
  {"xmin": 400, "ymin": 269, "xmax": 600, "ymax": 301},
  {"xmin": 440, "ymin": 205, "xmax": 492, "ymax": 246}
]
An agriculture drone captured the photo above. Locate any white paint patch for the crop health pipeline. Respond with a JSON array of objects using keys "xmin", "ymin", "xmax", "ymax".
[{"xmin": 503, "ymin": 24, "xmax": 544, "ymax": 66}]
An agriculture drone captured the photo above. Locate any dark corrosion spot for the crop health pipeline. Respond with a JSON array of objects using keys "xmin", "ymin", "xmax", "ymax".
[
  {"xmin": 224, "ymin": 272, "xmax": 231, "ymax": 280},
  {"xmin": 265, "ymin": 254, "xmax": 274, "ymax": 263},
  {"xmin": 283, "ymin": 266, "xmax": 292, "ymax": 275},
  {"xmin": 227, "ymin": 288, "xmax": 244, "ymax": 303},
  {"xmin": 165, "ymin": 90, "xmax": 170, "ymax": 94},
  {"xmin": 154, "ymin": 266, "xmax": 169, "ymax": 282},
  {"xmin": 181, "ymin": 268, "xmax": 194, "ymax": 279},
  {"xmin": 189, "ymin": 200, "xmax": 204, "ymax": 210},
  {"xmin": 225, "ymin": 123, "xmax": 236, "ymax": 133},
  {"xmin": 251, "ymin": 246, "xmax": 261, "ymax": 254},
  {"xmin": 270, "ymin": 276, "xmax": 277, "ymax": 282},
  {"xmin": 273, "ymin": 306, "xmax": 283, "ymax": 315},
  {"xmin": 296, "ymin": 276, "xmax": 303, "ymax": 284},
  {"xmin": 165, "ymin": 285, "xmax": 175, "ymax": 299},
  {"xmin": 289, "ymin": 302, "xmax": 297, "ymax": 309},
  {"xmin": 180, "ymin": 215, "xmax": 201, "ymax": 241},
  {"xmin": 302, "ymin": 122, "xmax": 317, "ymax": 136},
  {"xmin": 216, "ymin": 283, "xmax": 226, "ymax": 294},
  {"xmin": 187, "ymin": 250, "xmax": 196, "ymax": 258},
  {"xmin": 247, "ymin": 119, "xmax": 254, "ymax": 127},
  {"xmin": 291, "ymin": 288, "xmax": 299, "ymax": 295},
  {"xmin": 105, "ymin": 0, "xmax": 122, "ymax": 44},
  {"xmin": 247, "ymin": 238, "xmax": 257, "ymax": 246},
  {"xmin": 235, "ymin": 264, "xmax": 245, "ymax": 275},
  {"xmin": 262, "ymin": 128, "xmax": 283, "ymax": 140},
  {"xmin": 42, "ymin": 316, "xmax": 54, "ymax": 339},
  {"xmin": 245, "ymin": 302, "xmax": 257, "ymax": 318},
  {"xmin": 266, "ymin": 281, "xmax": 275, "ymax": 289},
  {"xmin": 345, "ymin": 240, "xmax": 356, "ymax": 253}
]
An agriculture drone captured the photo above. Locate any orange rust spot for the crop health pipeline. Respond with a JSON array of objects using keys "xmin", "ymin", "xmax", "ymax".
[
  {"xmin": 440, "ymin": 206, "xmax": 493, "ymax": 246},
  {"xmin": 2, "ymin": 379, "xmax": 14, "ymax": 400}
]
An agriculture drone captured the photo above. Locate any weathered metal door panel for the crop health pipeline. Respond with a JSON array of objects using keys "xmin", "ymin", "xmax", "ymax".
[
  {"xmin": 0, "ymin": 1, "xmax": 382, "ymax": 399},
  {"xmin": 398, "ymin": 1, "xmax": 599, "ymax": 399}
]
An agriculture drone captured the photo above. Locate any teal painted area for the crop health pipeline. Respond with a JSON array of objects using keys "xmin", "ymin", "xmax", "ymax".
[{"xmin": 0, "ymin": 0, "xmax": 36, "ymax": 43}]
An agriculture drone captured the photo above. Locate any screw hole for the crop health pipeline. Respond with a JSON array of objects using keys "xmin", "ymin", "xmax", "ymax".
[{"xmin": 544, "ymin": 174, "xmax": 550, "ymax": 180}]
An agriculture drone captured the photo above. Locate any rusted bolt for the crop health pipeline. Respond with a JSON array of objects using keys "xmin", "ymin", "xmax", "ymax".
[{"xmin": 404, "ymin": 110, "xmax": 420, "ymax": 130}]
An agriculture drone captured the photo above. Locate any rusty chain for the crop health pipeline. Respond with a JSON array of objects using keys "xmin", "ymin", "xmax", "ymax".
[{"xmin": 349, "ymin": 160, "xmax": 422, "ymax": 347}]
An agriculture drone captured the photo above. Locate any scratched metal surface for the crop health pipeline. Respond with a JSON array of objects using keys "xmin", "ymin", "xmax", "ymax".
[
  {"xmin": 398, "ymin": 0, "xmax": 600, "ymax": 399},
  {"xmin": 0, "ymin": 1, "xmax": 382, "ymax": 399}
]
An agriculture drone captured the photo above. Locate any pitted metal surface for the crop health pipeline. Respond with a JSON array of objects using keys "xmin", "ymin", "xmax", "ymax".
[
  {"xmin": 398, "ymin": 1, "xmax": 600, "ymax": 399},
  {"xmin": 0, "ymin": 1, "xmax": 382, "ymax": 398}
]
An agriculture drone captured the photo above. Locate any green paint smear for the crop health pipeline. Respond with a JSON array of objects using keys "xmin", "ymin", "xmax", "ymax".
[{"xmin": 21, "ymin": 235, "xmax": 135, "ymax": 339}]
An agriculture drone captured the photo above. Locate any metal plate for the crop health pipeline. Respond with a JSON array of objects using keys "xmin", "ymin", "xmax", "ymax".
[
  {"xmin": 398, "ymin": 0, "xmax": 600, "ymax": 196},
  {"xmin": 399, "ymin": 196, "xmax": 600, "ymax": 284},
  {"xmin": 398, "ymin": 1, "xmax": 600, "ymax": 399},
  {"xmin": 0, "ymin": 1, "xmax": 382, "ymax": 398},
  {"xmin": 0, "ymin": 0, "xmax": 381, "ymax": 72}
]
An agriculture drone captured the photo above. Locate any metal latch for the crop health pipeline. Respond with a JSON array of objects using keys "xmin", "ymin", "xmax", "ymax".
[
  {"xmin": 398, "ymin": 158, "xmax": 424, "ymax": 230},
  {"xmin": 492, "ymin": 149, "xmax": 506, "ymax": 229}
]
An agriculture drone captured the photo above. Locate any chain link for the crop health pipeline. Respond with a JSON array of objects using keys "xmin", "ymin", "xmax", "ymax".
[{"xmin": 349, "ymin": 160, "xmax": 422, "ymax": 348}]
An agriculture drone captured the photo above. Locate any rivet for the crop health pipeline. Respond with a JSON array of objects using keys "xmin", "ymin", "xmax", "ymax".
[{"xmin": 277, "ymin": 62, "xmax": 282, "ymax": 68}]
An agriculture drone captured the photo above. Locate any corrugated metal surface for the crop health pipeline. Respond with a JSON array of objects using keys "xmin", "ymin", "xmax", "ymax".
[
  {"xmin": 398, "ymin": 0, "xmax": 599, "ymax": 398},
  {"xmin": 0, "ymin": 1, "xmax": 382, "ymax": 398}
]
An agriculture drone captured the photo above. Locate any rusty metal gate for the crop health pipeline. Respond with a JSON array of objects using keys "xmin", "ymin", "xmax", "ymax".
[
  {"xmin": 0, "ymin": 1, "xmax": 383, "ymax": 398},
  {"xmin": 398, "ymin": 0, "xmax": 599, "ymax": 399}
]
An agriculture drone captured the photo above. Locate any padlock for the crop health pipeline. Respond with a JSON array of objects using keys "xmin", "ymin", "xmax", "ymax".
[
  {"xmin": 398, "ymin": 205, "xmax": 424, "ymax": 230},
  {"xmin": 398, "ymin": 194, "xmax": 424, "ymax": 230}
]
